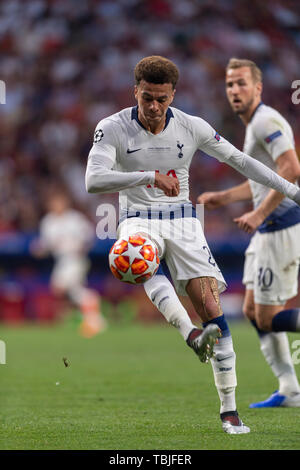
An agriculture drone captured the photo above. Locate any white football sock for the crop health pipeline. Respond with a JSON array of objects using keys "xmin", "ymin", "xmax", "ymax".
[
  {"xmin": 259, "ymin": 332, "xmax": 300, "ymax": 396},
  {"xmin": 144, "ymin": 274, "xmax": 196, "ymax": 340},
  {"xmin": 210, "ymin": 335, "xmax": 237, "ymax": 414}
]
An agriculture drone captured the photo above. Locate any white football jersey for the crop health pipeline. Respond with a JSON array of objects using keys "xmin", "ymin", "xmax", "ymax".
[
  {"xmin": 244, "ymin": 103, "xmax": 296, "ymax": 216},
  {"xmin": 40, "ymin": 209, "xmax": 95, "ymax": 258},
  {"xmin": 87, "ymin": 106, "xmax": 238, "ymax": 210},
  {"xmin": 86, "ymin": 105, "xmax": 300, "ymax": 213}
]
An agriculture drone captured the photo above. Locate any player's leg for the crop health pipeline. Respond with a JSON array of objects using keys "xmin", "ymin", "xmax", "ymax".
[
  {"xmin": 69, "ymin": 285, "xmax": 107, "ymax": 338},
  {"xmin": 185, "ymin": 276, "xmax": 249, "ymax": 434},
  {"xmin": 249, "ymin": 228, "xmax": 300, "ymax": 406},
  {"xmin": 258, "ymin": 304, "xmax": 300, "ymax": 333},
  {"xmin": 243, "ymin": 290, "xmax": 294, "ymax": 397},
  {"xmin": 242, "ymin": 235, "xmax": 261, "ymax": 331},
  {"xmin": 118, "ymin": 219, "xmax": 198, "ymax": 339},
  {"xmin": 117, "ymin": 217, "xmax": 206, "ymax": 342},
  {"xmin": 244, "ymin": 293, "xmax": 300, "ymax": 407},
  {"xmin": 117, "ymin": 224, "xmax": 221, "ymax": 366},
  {"xmin": 53, "ymin": 256, "xmax": 106, "ymax": 337},
  {"xmin": 185, "ymin": 277, "xmax": 223, "ymax": 362},
  {"xmin": 117, "ymin": 218, "xmax": 192, "ymax": 332},
  {"xmin": 253, "ymin": 227, "xmax": 300, "ymax": 334},
  {"xmin": 163, "ymin": 217, "xmax": 226, "ymax": 362},
  {"xmin": 144, "ymin": 270, "xmax": 221, "ymax": 361},
  {"xmin": 164, "ymin": 218, "xmax": 249, "ymax": 433},
  {"xmin": 146, "ymin": 270, "xmax": 247, "ymax": 433},
  {"xmin": 186, "ymin": 278, "xmax": 236, "ymax": 415},
  {"xmin": 143, "ymin": 271, "xmax": 198, "ymax": 341}
]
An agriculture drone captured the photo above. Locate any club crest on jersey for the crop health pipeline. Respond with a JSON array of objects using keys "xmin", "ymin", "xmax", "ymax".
[
  {"xmin": 177, "ymin": 141, "xmax": 184, "ymax": 158},
  {"xmin": 214, "ymin": 132, "xmax": 221, "ymax": 141},
  {"xmin": 94, "ymin": 129, "xmax": 104, "ymax": 143}
]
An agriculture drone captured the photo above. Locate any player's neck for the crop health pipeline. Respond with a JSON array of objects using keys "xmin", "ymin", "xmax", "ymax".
[
  {"xmin": 138, "ymin": 113, "xmax": 166, "ymax": 135},
  {"xmin": 240, "ymin": 99, "xmax": 262, "ymax": 126}
]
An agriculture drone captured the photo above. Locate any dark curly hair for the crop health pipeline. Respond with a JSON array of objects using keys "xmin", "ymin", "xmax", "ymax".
[{"xmin": 134, "ymin": 56, "xmax": 179, "ymax": 89}]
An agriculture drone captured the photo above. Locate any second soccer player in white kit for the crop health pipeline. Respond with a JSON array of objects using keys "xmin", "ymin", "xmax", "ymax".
[{"xmin": 198, "ymin": 58, "xmax": 300, "ymax": 408}]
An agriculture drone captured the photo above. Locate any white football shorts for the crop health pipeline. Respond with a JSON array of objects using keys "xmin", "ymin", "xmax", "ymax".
[
  {"xmin": 51, "ymin": 254, "xmax": 90, "ymax": 291},
  {"xmin": 243, "ymin": 223, "xmax": 300, "ymax": 305},
  {"xmin": 117, "ymin": 215, "xmax": 227, "ymax": 296}
]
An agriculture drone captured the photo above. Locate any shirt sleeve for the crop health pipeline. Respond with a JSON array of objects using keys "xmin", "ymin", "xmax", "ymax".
[
  {"xmin": 252, "ymin": 115, "xmax": 294, "ymax": 161},
  {"xmin": 193, "ymin": 116, "xmax": 238, "ymax": 163},
  {"xmin": 85, "ymin": 119, "xmax": 155, "ymax": 194},
  {"xmin": 193, "ymin": 117, "xmax": 300, "ymax": 205}
]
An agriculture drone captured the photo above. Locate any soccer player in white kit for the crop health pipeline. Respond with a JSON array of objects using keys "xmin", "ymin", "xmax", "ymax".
[
  {"xmin": 32, "ymin": 191, "xmax": 107, "ymax": 338},
  {"xmin": 198, "ymin": 58, "xmax": 300, "ymax": 408},
  {"xmin": 86, "ymin": 56, "xmax": 300, "ymax": 433}
]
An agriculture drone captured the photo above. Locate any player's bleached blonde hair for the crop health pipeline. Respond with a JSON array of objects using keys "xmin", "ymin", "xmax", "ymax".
[
  {"xmin": 134, "ymin": 56, "xmax": 179, "ymax": 90},
  {"xmin": 226, "ymin": 58, "xmax": 263, "ymax": 83}
]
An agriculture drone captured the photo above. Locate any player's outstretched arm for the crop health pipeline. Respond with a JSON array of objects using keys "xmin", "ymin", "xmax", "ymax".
[
  {"xmin": 197, "ymin": 181, "xmax": 252, "ymax": 209},
  {"xmin": 197, "ymin": 120, "xmax": 300, "ymax": 206},
  {"xmin": 226, "ymin": 148, "xmax": 300, "ymax": 205}
]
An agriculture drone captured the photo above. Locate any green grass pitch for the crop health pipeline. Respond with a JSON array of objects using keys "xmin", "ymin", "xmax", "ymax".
[{"xmin": 0, "ymin": 319, "xmax": 299, "ymax": 450}]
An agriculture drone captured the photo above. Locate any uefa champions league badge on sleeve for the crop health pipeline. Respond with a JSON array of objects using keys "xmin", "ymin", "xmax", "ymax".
[{"xmin": 94, "ymin": 129, "xmax": 104, "ymax": 143}]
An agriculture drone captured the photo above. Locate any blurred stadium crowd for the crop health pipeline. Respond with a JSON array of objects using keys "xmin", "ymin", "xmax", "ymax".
[{"xmin": 1, "ymin": 0, "xmax": 299, "ymax": 241}]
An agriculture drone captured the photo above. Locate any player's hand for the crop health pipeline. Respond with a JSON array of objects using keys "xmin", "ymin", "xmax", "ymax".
[
  {"xmin": 155, "ymin": 173, "xmax": 180, "ymax": 197},
  {"xmin": 197, "ymin": 191, "xmax": 225, "ymax": 209},
  {"xmin": 233, "ymin": 210, "xmax": 265, "ymax": 234}
]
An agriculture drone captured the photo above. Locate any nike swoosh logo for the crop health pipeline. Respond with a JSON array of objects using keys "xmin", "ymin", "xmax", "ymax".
[
  {"xmin": 127, "ymin": 148, "xmax": 141, "ymax": 154},
  {"xmin": 216, "ymin": 355, "xmax": 232, "ymax": 362}
]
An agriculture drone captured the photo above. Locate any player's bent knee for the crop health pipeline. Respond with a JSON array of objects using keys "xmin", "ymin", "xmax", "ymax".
[
  {"xmin": 255, "ymin": 315, "xmax": 272, "ymax": 332},
  {"xmin": 186, "ymin": 277, "xmax": 222, "ymax": 321}
]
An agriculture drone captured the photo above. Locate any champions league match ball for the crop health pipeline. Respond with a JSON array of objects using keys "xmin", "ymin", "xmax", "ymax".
[{"xmin": 109, "ymin": 234, "xmax": 160, "ymax": 284}]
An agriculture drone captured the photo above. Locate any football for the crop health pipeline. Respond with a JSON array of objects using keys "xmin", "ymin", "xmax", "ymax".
[{"xmin": 109, "ymin": 234, "xmax": 160, "ymax": 284}]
